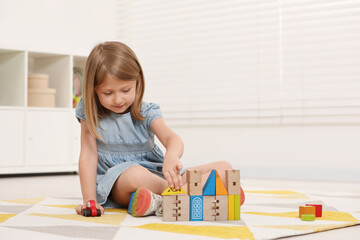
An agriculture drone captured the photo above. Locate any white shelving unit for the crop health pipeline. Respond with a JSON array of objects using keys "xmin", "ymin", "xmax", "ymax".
[{"xmin": 0, "ymin": 47, "xmax": 86, "ymax": 174}]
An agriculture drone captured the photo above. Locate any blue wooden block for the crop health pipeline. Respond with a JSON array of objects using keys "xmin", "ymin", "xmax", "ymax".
[
  {"xmin": 190, "ymin": 195, "xmax": 203, "ymax": 221},
  {"xmin": 203, "ymin": 169, "xmax": 216, "ymax": 196}
]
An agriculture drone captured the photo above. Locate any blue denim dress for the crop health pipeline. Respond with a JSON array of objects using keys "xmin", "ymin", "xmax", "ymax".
[{"xmin": 75, "ymin": 98, "xmax": 165, "ymax": 208}]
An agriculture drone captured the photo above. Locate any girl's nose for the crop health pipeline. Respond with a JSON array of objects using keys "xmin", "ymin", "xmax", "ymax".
[{"xmin": 113, "ymin": 93, "xmax": 122, "ymax": 104}]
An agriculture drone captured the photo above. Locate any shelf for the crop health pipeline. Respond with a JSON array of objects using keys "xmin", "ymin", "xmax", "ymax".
[
  {"xmin": 0, "ymin": 109, "xmax": 24, "ymax": 167},
  {"xmin": 28, "ymin": 51, "xmax": 72, "ymax": 108},
  {"xmin": 0, "ymin": 49, "xmax": 26, "ymax": 107},
  {"xmin": 0, "ymin": 46, "xmax": 87, "ymax": 174}
]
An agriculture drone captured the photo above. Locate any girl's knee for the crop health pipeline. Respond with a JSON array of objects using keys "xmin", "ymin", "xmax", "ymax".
[
  {"xmin": 123, "ymin": 165, "xmax": 151, "ymax": 188},
  {"xmin": 215, "ymin": 160, "xmax": 232, "ymax": 170}
]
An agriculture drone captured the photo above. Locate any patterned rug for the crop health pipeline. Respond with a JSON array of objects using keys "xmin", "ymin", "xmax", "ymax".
[{"xmin": 1, "ymin": 189, "xmax": 359, "ymax": 240}]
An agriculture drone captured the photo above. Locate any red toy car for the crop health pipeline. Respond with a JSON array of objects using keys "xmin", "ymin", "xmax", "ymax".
[{"xmin": 82, "ymin": 200, "xmax": 101, "ymax": 217}]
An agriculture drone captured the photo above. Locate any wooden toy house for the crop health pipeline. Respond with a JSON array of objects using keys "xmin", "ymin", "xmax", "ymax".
[{"xmin": 162, "ymin": 169, "xmax": 241, "ymax": 221}]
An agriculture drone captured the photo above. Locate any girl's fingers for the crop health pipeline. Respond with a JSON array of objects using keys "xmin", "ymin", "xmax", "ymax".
[
  {"xmin": 176, "ymin": 161, "xmax": 183, "ymax": 171},
  {"xmin": 164, "ymin": 171, "xmax": 174, "ymax": 189},
  {"xmin": 177, "ymin": 172, "xmax": 183, "ymax": 187},
  {"xmin": 75, "ymin": 204, "xmax": 85, "ymax": 215},
  {"xmin": 169, "ymin": 170, "xmax": 179, "ymax": 189},
  {"xmin": 97, "ymin": 204, "xmax": 105, "ymax": 215}
]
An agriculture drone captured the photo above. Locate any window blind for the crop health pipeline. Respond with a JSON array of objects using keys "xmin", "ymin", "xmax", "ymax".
[{"xmin": 115, "ymin": 0, "xmax": 360, "ymax": 126}]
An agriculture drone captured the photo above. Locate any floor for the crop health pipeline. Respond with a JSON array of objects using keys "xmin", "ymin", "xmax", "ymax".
[{"xmin": 0, "ymin": 174, "xmax": 359, "ymax": 239}]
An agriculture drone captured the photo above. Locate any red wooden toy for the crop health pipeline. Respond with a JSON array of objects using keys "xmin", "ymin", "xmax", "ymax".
[
  {"xmin": 82, "ymin": 200, "xmax": 101, "ymax": 217},
  {"xmin": 306, "ymin": 204, "xmax": 322, "ymax": 217}
]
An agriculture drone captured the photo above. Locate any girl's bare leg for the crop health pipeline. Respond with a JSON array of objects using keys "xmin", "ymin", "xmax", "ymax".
[
  {"xmin": 111, "ymin": 160, "xmax": 239, "ymax": 207},
  {"xmin": 111, "ymin": 165, "xmax": 168, "ymax": 207}
]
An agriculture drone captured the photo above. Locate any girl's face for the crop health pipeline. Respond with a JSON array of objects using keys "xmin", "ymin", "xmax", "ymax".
[{"xmin": 95, "ymin": 73, "xmax": 137, "ymax": 114}]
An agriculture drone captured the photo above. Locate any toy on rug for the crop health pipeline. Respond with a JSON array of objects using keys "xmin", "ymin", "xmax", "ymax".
[
  {"xmin": 162, "ymin": 169, "xmax": 242, "ymax": 221},
  {"xmin": 298, "ymin": 204, "xmax": 322, "ymax": 221},
  {"xmin": 82, "ymin": 200, "xmax": 102, "ymax": 217}
]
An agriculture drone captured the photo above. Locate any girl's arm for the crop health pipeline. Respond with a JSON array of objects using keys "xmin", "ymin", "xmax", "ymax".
[
  {"xmin": 151, "ymin": 118, "xmax": 184, "ymax": 190},
  {"xmin": 75, "ymin": 120, "xmax": 104, "ymax": 215}
]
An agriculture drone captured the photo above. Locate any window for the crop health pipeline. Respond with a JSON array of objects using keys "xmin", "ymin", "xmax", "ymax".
[{"xmin": 116, "ymin": 0, "xmax": 360, "ymax": 126}]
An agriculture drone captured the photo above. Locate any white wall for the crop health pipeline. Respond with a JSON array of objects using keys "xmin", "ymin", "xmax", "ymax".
[
  {"xmin": 0, "ymin": 0, "xmax": 116, "ymax": 55},
  {"xmin": 171, "ymin": 125, "xmax": 360, "ymax": 182},
  {"xmin": 2, "ymin": 0, "xmax": 358, "ymax": 182},
  {"xmin": 121, "ymin": 1, "xmax": 360, "ymax": 183}
]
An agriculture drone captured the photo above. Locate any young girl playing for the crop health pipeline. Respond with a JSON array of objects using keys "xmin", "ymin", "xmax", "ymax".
[{"xmin": 75, "ymin": 41, "xmax": 244, "ymax": 217}]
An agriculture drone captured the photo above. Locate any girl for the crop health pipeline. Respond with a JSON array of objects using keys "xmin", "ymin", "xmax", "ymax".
[{"xmin": 75, "ymin": 41, "xmax": 244, "ymax": 217}]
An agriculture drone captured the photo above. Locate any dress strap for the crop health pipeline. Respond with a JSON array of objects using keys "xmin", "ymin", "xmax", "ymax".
[{"xmin": 97, "ymin": 139, "xmax": 155, "ymax": 155}]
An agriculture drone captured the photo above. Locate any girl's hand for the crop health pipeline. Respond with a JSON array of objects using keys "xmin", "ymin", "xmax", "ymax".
[
  {"xmin": 75, "ymin": 203, "xmax": 105, "ymax": 215},
  {"xmin": 163, "ymin": 153, "xmax": 183, "ymax": 190}
]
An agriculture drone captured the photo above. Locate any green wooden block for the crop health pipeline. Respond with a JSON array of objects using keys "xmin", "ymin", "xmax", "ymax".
[
  {"xmin": 301, "ymin": 214, "xmax": 315, "ymax": 221},
  {"xmin": 234, "ymin": 194, "xmax": 240, "ymax": 220}
]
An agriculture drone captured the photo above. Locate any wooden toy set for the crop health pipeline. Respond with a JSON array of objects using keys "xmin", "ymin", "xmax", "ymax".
[
  {"xmin": 298, "ymin": 204, "xmax": 322, "ymax": 221},
  {"xmin": 162, "ymin": 169, "xmax": 241, "ymax": 221}
]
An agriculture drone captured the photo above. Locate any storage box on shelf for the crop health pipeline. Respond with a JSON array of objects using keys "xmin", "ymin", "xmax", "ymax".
[
  {"xmin": 28, "ymin": 74, "xmax": 56, "ymax": 108},
  {"xmin": 0, "ymin": 47, "xmax": 87, "ymax": 174}
]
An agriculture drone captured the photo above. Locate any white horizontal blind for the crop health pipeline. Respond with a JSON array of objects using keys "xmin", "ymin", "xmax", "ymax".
[
  {"xmin": 115, "ymin": 0, "xmax": 360, "ymax": 126},
  {"xmin": 281, "ymin": 0, "xmax": 360, "ymax": 124}
]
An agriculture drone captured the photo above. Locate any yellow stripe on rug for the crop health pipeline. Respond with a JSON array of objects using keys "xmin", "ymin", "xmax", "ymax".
[
  {"xmin": 256, "ymin": 222, "xmax": 359, "ymax": 232},
  {"xmin": 29, "ymin": 213, "xmax": 127, "ymax": 225},
  {"xmin": 2, "ymin": 198, "xmax": 45, "ymax": 205},
  {"xmin": 243, "ymin": 211, "xmax": 358, "ymax": 222},
  {"xmin": 245, "ymin": 190, "xmax": 299, "ymax": 195},
  {"xmin": 106, "ymin": 208, "xmax": 128, "ymax": 214},
  {"xmin": 43, "ymin": 205, "xmax": 128, "ymax": 214},
  {"xmin": 0, "ymin": 214, "xmax": 17, "ymax": 223},
  {"xmin": 44, "ymin": 205, "xmax": 78, "ymax": 209},
  {"xmin": 133, "ymin": 223, "xmax": 254, "ymax": 240},
  {"xmin": 244, "ymin": 190, "xmax": 309, "ymax": 199}
]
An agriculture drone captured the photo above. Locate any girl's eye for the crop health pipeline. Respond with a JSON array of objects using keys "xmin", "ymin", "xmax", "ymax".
[
  {"xmin": 104, "ymin": 92, "xmax": 112, "ymax": 95},
  {"xmin": 123, "ymin": 89, "xmax": 130, "ymax": 93}
]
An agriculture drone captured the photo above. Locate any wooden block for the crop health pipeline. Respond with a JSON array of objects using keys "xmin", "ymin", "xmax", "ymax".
[
  {"xmin": 176, "ymin": 195, "xmax": 190, "ymax": 221},
  {"xmin": 203, "ymin": 169, "xmax": 216, "ymax": 196},
  {"xmin": 161, "ymin": 187, "xmax": 187, "ymax": 196},
  {"xmin": 215, "ymin": 195, "xmax": 228, "ymax": 221},
  {"xmin": 187, "ymin": 170, "xmax": 202, "ymax": 195},
  {"xmin": 299, "ymin": 206, "xmax": 316, "ymax": 218},
  {"xmin": 203, "ymin": 196, "xmax": 228, "ymax": 221},
  {"xmin": 226, "ymin": 169, "xmax": 240, "ymax": 180},
  {"xmin": 228, "ymin": 195, "xmax": 235, "ymax": 220},
  {"xmin": 190, "ymin": 195, "xmax": 203, "ymax": 221},
  {"xmin": 306, "ymin": 204, "xmax": 322, "ymax": 217},
  {"xmin": 186, "ymin": 169, "xmax": 201, "ymax": 183},
  {"xmin": 226, "ymin": 170, "xmax": 240, "ymax": 195},
  {"xmin": 162, "ymin": 195, "xmax": 177, "ymax": 221},
  {"xmin": 203, "ymin": 196, "xmax": 216, "ymax": 221},
  {"xmin": 301, "ymin": 214, "xmax": 315, "ymax": 221},
  {"xmin": 162, "ymin": 195, "xmax": 190, "ymax": 221},
  {"xmin": 234, "ymin": 194, "xmax": 241, "ymax": 220},
  {"xmin": 188, "ymin": 182, "xmax": 203, "ymax": 196},
  {"xmin": 215, "ymin": 171, "xmax": 228, "ymax": 195}
]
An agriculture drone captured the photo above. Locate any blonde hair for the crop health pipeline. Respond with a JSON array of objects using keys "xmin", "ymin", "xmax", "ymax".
[{"xmin": 83, "ymin": 41, "xmax": 145, "ymax": 140}]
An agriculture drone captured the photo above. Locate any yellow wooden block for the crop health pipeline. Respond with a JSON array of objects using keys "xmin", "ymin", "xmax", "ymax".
[
  {"xmin": 161, "ymin": 187, "xmax": 187, "ymax": 196},
  {"xmin": 228, "ymin": 195, "xmax": 235, "ymax": 220},
  {"xmin": 234, "ymin": 195, "xmax": 240, "ymax": 220},
  {"xmin": 299, "ymin": 206, "xmax": 316, "ymax": 218}
]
